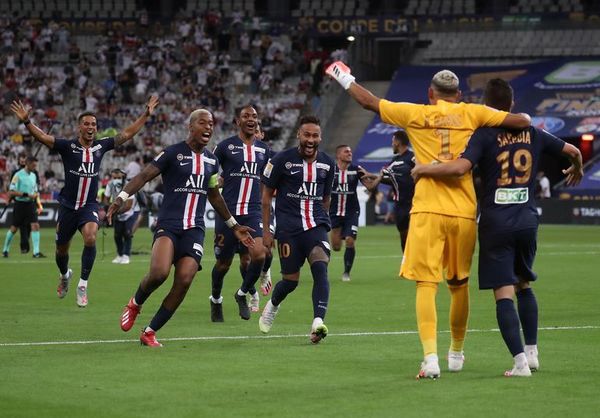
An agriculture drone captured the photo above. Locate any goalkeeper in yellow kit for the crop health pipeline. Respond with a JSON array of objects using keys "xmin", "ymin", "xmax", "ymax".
[{"xmin": 326, "ymin": 62, "xmax": 531, "ymax": 378}]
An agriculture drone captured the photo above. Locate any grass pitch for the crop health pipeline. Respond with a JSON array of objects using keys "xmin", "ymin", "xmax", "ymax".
[{"xmin": 0, "ymin": 224, "xmax": 599, "ymax": 417}]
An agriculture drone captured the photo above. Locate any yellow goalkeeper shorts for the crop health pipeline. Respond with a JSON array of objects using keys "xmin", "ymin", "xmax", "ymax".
[{"xmin": 400, "ymin": 212, "xmax": 476, "ymax": 283}]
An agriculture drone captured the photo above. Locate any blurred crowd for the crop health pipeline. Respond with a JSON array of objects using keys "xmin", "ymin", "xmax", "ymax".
[{"xmin": 0, "ymin": 11, "xmax": 345, "ymax": 199}]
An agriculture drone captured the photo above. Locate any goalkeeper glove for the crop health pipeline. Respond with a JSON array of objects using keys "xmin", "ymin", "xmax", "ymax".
[{"xmin": 325, "ymin": 61, "xmax": 355, "ymax": 90}]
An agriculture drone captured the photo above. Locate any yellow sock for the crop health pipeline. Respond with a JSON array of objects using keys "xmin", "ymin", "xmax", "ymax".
[
  {"xmin": 448, "ymin": 282, "xmax": 469, "ymax": 352},
  {"xmin": 416, "ymin": 281, "xmax": 438, "ymax": 356}
]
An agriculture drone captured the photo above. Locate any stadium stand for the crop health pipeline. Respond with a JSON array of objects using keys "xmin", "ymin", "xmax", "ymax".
[{"xmin": 1, "ymin": 0, "xmax": 599, "ymax": 200}]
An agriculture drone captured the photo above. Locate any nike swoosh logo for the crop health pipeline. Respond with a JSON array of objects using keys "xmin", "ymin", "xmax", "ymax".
[
  {"xmin": 180, "ymin": 162, "xmax": 191, "ymax": 166},
  {"xmin": 231, "ymin": 151, "xmax": 241, "ymax": 155},
  {"xmin": 290, "ymin": 170, "xmax": 300, "ymax": 175},
  {"xmin": 195, "ymin": 251, "xmax": 203, "ymax": 256}
]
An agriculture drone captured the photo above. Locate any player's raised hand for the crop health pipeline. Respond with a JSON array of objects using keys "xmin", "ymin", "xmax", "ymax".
[
  {"xmin": 325, "ymin": 61, "xmax": 355, "ymax": 90},
  {"xmin": 563, "ymin": 164, "xmax": 583, "ymax": 187},
  {"xmin": 10, "ymin": 100, "xmax": 31, "ymax": 122},
  {"xmin": 234, "ymin": 224, "xmax": 255, "ymax": 248},
  {"xmin": 145, "ymin": 95, "xmax": 159, "ymax": 116}
]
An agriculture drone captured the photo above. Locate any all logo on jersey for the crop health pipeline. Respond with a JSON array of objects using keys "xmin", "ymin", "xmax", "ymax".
[
  {"xmin": 240, "ymin": 161, "xmax": 258, "ymax": 174},
  {"xmin": 298, "ymin": 182, "xmax": 318, "ymax": 196},
  {"xmin": 185, "ymin": 174, "xmax": 205, "ymax": 188},
  {"xmin": 78, "ymin": 162, "xmax": 95, "ymax": 174},
  {"xmin": 336, "ymin": 183, "xmax": 349, "ymax": 193}
]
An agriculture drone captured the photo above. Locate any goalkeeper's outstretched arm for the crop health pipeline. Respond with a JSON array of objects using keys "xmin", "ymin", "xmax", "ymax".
[{"xmin": 326, "ymin": 61, "xmax": 381, "ymax": 114}]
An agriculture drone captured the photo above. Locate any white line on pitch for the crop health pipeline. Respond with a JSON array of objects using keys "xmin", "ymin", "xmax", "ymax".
[{"xmin": 0, "ymin": 325, "xmax": 598, "ymax": 348}]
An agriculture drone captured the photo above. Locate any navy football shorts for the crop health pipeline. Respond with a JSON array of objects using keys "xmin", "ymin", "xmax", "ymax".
[
  {"xmin": 477, "ymin": 227, "xmax": 538, "ymax": 290},
  {"xmin": 214, "ymin": 213, "xmax": 263, "ymax": 260},
  {"xmin": 154, "ymin": 227, "xmax": 206, "ymax": 268},
  {"xmin": 330, "ymin": 212, "xmax": 359, "ymax": 239},
  {"xmin": 276, "ymin": 225, "xmax": 331, "ymax": 275},
  {"xmin": 55, "ymin": 203, "xmax": 100, "ymax": 245}
]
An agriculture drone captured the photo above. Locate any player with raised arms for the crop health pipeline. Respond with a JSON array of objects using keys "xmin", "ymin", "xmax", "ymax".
[
  {"xmin": 10, "ymin": 96, "xmax": 158, "ymax": 307},
  {"xmin": 411, "ymin": 78, "xmax": 583, "ymax": 376},
  {"xmin": 326, "ymin": 61, "xmax": 531, "ymax": 378}
]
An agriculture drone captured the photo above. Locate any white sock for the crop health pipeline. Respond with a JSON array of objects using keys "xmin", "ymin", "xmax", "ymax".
[
  {"xmin": 425, "ymin": 353, "xmax": 439, "ymax": 363},
  {"xmin": 210, "ymin": 296, "xmax": 223, "ymax": 304},
  {"xmin": 514, "ymin": 352, "xmax": 528, "ymax": 368},
  {"xmin": 144, "ymin": 326, "xmax": 155, "ymax": 333},
  {"xmin": 312, "ymin": 317, "xmax": 324, "ymax": 330},
  {"xmin": 524, "ymin": 344, "xmax": 538, "ymax": 354},
  {"xmin": 237, "ymin": 289, "xmax": 246, "ymax": 297},
  {"xmin": 78, "ymin": 279, "xmax": 88, "ymax": 288}
]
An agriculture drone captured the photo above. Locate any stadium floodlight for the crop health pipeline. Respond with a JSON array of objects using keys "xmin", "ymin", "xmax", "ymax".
[
  {"xmin": 581, "ymin": 134, "xmax": 594, "ymax": 142},
  {"xmin": 347, "ymin": 35, "xmax": 356, "ymax": 42}
]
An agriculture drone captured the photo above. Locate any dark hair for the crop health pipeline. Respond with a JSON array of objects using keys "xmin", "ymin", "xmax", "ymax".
[
  {"xmin": 26, "ymin": 156, "xmax": 38, "ymax": 163},
  {"xmin": 336, "ymin": 144, "xmax": 350, "ymax": 152},
  {"xmin": 483, "ymin": 78, "xmax": 513, "ymax": 112},
  {"xmin": 77, "ymin": 111, "xmax": 97, "ymax": 123},
  {"xmin": 235, "ymin": 104, "xmax": 257, "ymax": 118},
  {"xmin": 393, "ymin": 130, "xmax": 410, "ymax": 146},
  {"xmin": 298, "ymin": 115, "xmax": 320, "ymax": 127}
]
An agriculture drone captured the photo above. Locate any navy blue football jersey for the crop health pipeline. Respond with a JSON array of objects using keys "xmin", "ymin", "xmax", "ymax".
[
  {"xmin": 53, "ymin": 137, "xmax": 115, "ymax": 209},
  {"xmin": 382, "ymin": 149, "xmax": 415, "ymax": 206},
  {"xmin": 152, "ymin": 142, "xmax": 220, "ymax": 231},
  {"xmin": 262, "ymin": 148, "xmax": 335, "ymax": 237},
  {"xmin": 330, "ymin": 163, "xmax": 363, "ymax": 217},
  {"xmin": 462, "ymin": 126, "xmax": 564, "ymax": 232},
  {"xmin": 213, "ymin": 135, "xmax": 271, "ymax": 216}
]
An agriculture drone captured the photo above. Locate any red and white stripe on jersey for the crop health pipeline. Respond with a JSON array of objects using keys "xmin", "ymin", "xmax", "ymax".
[
  {"xmin": 236, "ymin": 143, "xmax": 255, "ymax": 216},
  {"xmin": 336, "ymin": 170, "xmax": 347, "ymax": 216},
  {"xmin": 300, "ymin": 160, "xmax": 317, "ymax": 230},
  {"xmin": 183, "ymin": 152, "xmax": 204, "ymax": 230},
  {"xmin": 74, "ymin": 147, "xmax": 93, "ymax": 210}
]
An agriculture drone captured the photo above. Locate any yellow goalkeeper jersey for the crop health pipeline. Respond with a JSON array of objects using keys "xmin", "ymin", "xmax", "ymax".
[{"xmin": 380, "ymin": 99, "xmax": 508, "ymax": 219}]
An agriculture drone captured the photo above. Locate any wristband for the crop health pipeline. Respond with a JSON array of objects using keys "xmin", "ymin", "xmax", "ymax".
[
  {"xmin": 117, "ymin": 191, "xmax": 130, "ymax": 201},
  {"xmin": 225, "ymin": 216, "xmax": 238, "ymax": 228},
  {"xmin": 22, "ymin": 119, "xmax": 31, "ymax": 125}
]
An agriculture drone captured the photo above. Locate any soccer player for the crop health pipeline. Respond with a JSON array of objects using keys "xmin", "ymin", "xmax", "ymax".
[
  {"xmin": 411, "ymin": 78, "xmax": 583, "ymax": 377},
  {"xmin": 259, "ymin": 115, "xmax": 335, "ymax": 344},
  {"xmin": 3, "ymin": 156, "xmax": 45, "ymax": 258},
  {"xmin": 210, "ymin": 105, "xmax": 271, "ymax": 322},
  {"xmin": 326, "ymin": 62, "xmax": 531, "ymax": 378},
  {"xmin": 370, "ymin": 130, "xmax": 415, "ymax": 251},
  {"xmin": 103, "ymin": 168, "xmax": 139, "ymax": 265},
  {"xmin": 109, "ymin": 109, "xmax": 255, "ymax": 347},
  {"xmin": 254, "ymin": 122, "xmax": 274, "ymax": 293},
  {"xmin": 329, "ymin": 144, "xmax": 373, "ymax": 281},
  {"xmin": 10, "ymin": 96, "xmax": 158, "ymax": 307}
]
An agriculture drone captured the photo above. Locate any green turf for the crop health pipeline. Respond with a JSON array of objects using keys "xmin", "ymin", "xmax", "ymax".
[{"xmin": 0, "ymin": 225, "xmax": 599, "ymax": 417}]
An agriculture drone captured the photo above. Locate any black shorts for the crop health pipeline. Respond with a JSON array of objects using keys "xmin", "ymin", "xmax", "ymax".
[
  {"xmin": 56, "ymin": 204, "xmax": 100, "ymax": 245},
  {"xmin": 394, "ymin": 205, "xmax": 411, "ymax": 232},
  {"xmin": 213, "ymin": 213, "xmax": 263, "ymax": 260},
  {"xmin": 330, "ymin": 212, "xmax": 359, "ymax": 239},
  {"xmin": 277, "ymin": 225, "xmax": 330, "ymax": 275},
  {"xmin": 478, "ymin": 227, "xmax": 538, "ymax": 290},
  {"xmin": 154, "ymin": 227, "xmax": 206, "ymax": 267},
  {"xmin": 12, "ymin": 201, "xmax": 37, "ymax": 227}
]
